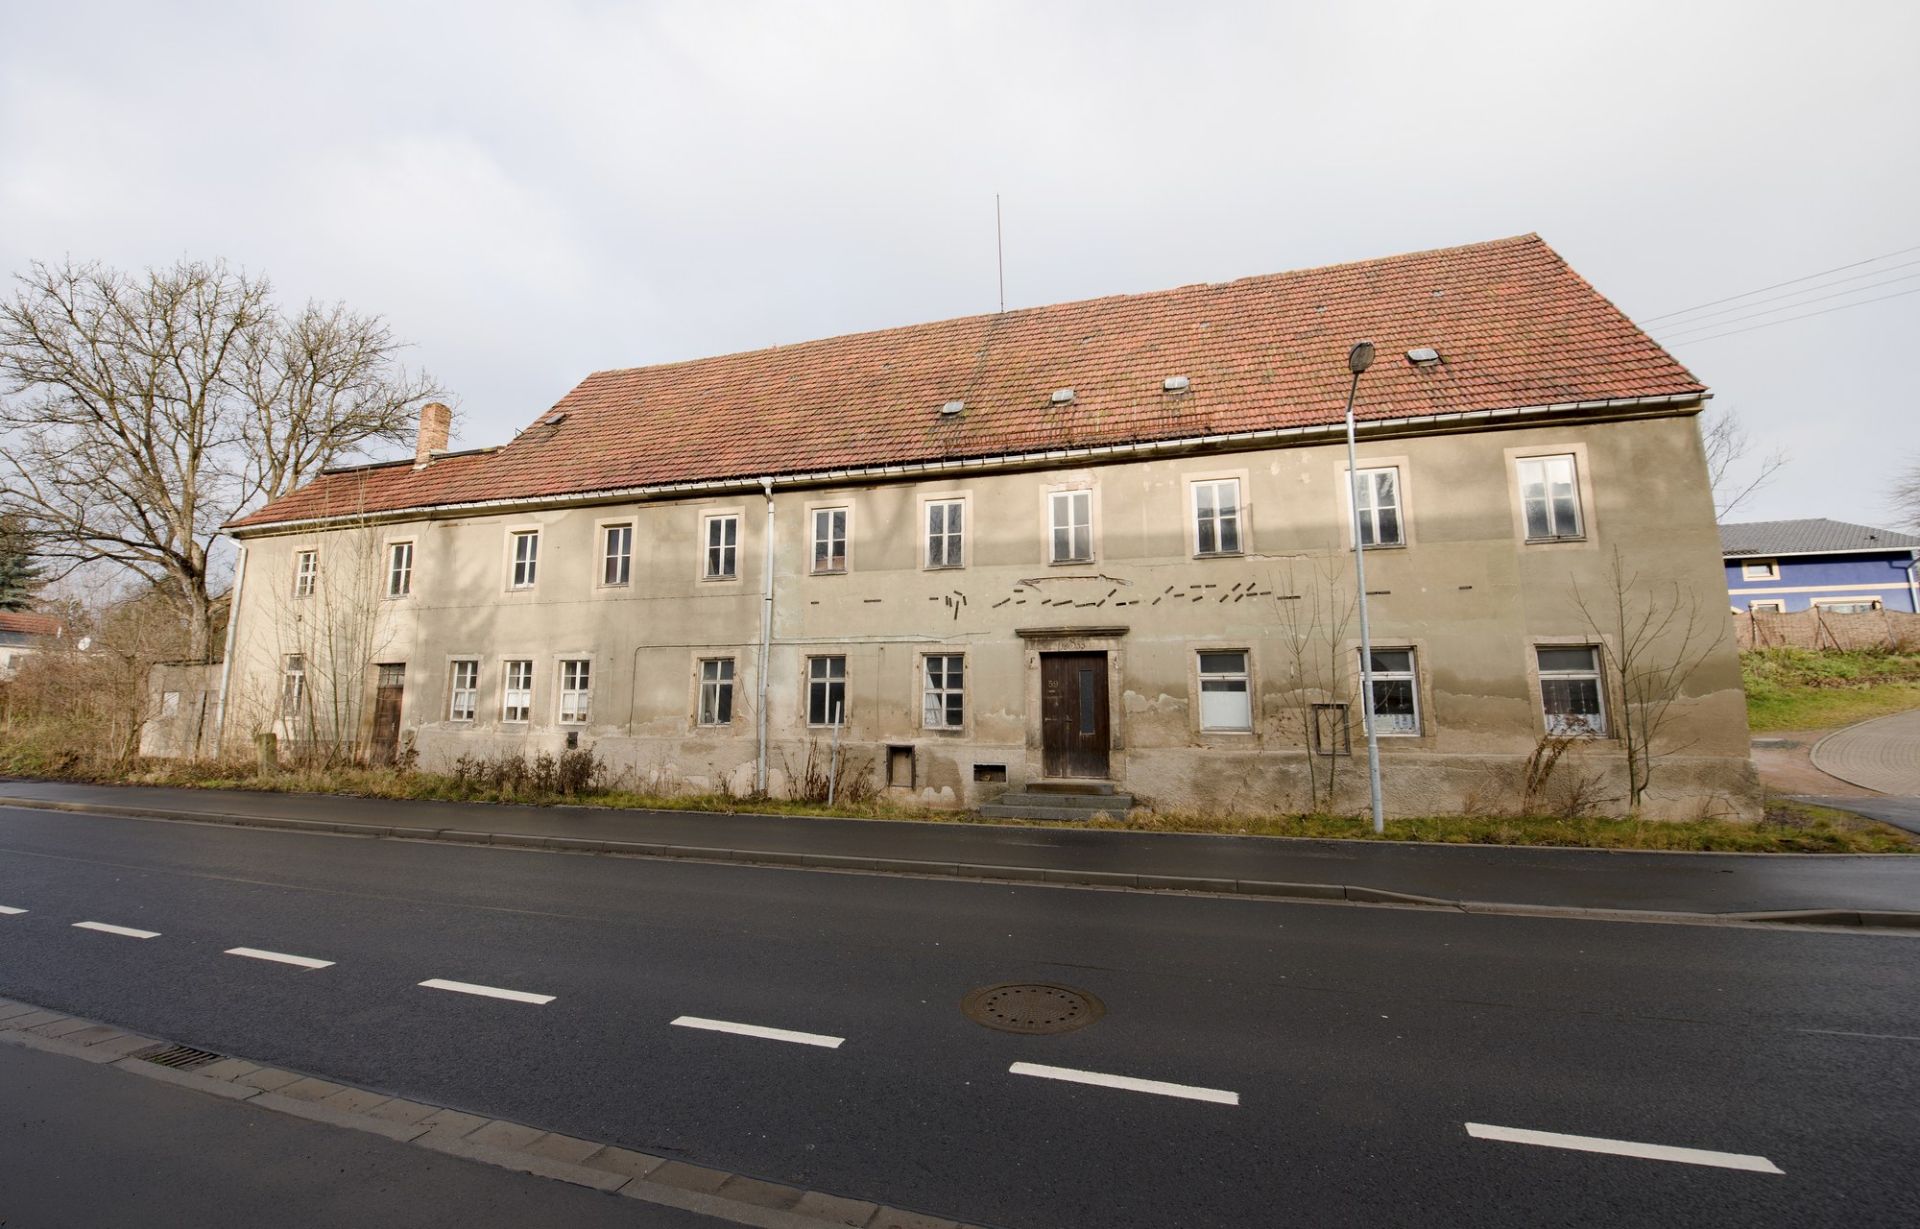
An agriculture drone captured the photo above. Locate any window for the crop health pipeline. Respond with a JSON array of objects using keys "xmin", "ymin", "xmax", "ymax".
[
  {"xmin": 161, "ymin": 691, "xmax": 181, "ymax": 718},
  {"xmin": 502, "ymin": 659, "xmax": 533, "ymax": 722},
  {"xmin": 1049, "ymin": 490, "xmax": 1092, "ymax": 563},
  {"xmin": 812, "ymin": 508, "xmax": 847, "ymax": 573},
  {"xmin": 280, "ymin": 655, "xmax": 306, "ymax": 719},
  {"xmin": 1353, "ymin": 468, "xmax": 1403, "ymax": 547},
  {"xmin": 1741, "ymin": 559, "xmax": 1778, "ymax": 581},
  {"xmin": 1537, "ymin": 646, "xmax": 1606, "ymax": 736},
  {"xmin": 387, "ymin": 542, "xmax": 413, "ymax": 597},
  {"xmin": 698, "ymin": 658, "xmax": 735, "ymax": 725},
  {"xmin": 1193, "ymin": 480, "xmax": 1242, "ymax": 555},
  {"xmin": 1362, "ymin": 648, "xmax": 1420, "ymax": 735},
  {"xmin": 1813, "ymin": 598, "xmax": 1884, "ymax": 613},
  {"xmin": 807, "ymin": 655, "xmax": 847, "ymax": 726},
  {"xmin": 558, "ymin": 659, "xmax": 591, "ymax": 723},
  {"xmin": 923, "ymin": 654, "xmax": 965, "ymax": 729},
  {"xmin": 293, "ymin": 550, "xmax": 317, "ymax": 598},
  {"xmin": 705, "ymin": 514, "xmax": 739, "ymax": 579},
  {"xmin": 603, "ymin": 524, "xmax": 632, "ymax": 586},
  {"xmin": 448, "ymin": 659, "xmax": 479, "ymax": 721},
  {"xmin": 1198, "ymin": 651, "xmax": 1251, "ymax": 730},
  {"xmin": 510, "ymin": 531, "xmax": 539, "ymax": 588},
  {"xmin": 1747, "ymin": 600, "xmax": 1786, "ymax": 614},
  {"xmin": 1517, "ymin": 455, "xmax": 1583, "ymax": 541},
  {"xmin": 926, "ymin": 500, "xmax": 964, "ymax": 568}
]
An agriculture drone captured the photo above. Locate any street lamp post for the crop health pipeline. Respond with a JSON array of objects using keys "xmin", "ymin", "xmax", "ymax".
[{"xmin": 1341, "ymin": 341, "xmax": 1385, "ymax": 834}]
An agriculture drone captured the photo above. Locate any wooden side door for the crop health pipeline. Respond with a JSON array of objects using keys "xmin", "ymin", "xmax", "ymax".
[
  {"xmin": 1041, "ymin": 652, "xmax": 1110, "ymax": 779},
  {"xmin": 370, "ymin": 663, "xmax": 405, "ymax": 765}
]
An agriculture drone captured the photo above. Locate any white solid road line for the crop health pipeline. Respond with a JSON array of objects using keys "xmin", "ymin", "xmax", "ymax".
[
  {"xmin": 671, "ymin": 1016, "xmax": 846, "ymax": 1049},
  {"xmin": 225, "ymin": 947, "xmax": 335, "ymax": 970},
  {"xmin": 1464, "ymin": 1123, "xmax": 1784, "ymax": 1174},
  {"xmin": 0, "ymin": 905, "xmax": 26, "ymax": 914},
  {"xmin": 72, "ymin": 921, "xmax": 160, "ymax": 939},
  {"xmin": 418, "ymin": 978, "xmax": 555, "ymax": 1005},
  {"xmin": 1009, "ymin": 1061, "xmax": 1240, "ymax": 1106}
]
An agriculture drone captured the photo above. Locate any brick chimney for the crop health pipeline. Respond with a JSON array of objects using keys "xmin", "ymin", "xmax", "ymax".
[{"xmin": 414, "ymin": 402, "xmax": 451, "ymax": 468}]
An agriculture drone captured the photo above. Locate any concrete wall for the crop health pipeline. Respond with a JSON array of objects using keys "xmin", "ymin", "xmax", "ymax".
[
  {"xmin": 140, "ymin": 662, "xmax": 222, "ymax": 759},
  {"xmin": 224, "ymin": 410, "xmax": 1759, "ymax": 819}
]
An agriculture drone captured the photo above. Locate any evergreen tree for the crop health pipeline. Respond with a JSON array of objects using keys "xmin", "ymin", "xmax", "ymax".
[{"xmin": 0, "ymin": 515, "xmax": 42, "ymax": 612}]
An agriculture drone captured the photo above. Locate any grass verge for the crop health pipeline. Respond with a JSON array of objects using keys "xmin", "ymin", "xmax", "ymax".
[{"xmin": 1743, "ymin": 647, "xmax": 1920, "ymax": 732}]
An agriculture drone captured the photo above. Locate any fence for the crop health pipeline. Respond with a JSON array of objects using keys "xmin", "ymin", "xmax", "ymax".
[{"xmin": 1735, "ymin": 607, "xmax": 1920, "ymax": 652}]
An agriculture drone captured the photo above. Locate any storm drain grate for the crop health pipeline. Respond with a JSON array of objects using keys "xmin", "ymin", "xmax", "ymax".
[
  {"xmin": 131, "ymin": 1043, "xmax": 225, "ymax": 1071},
  {"xmin": 962, "ymin": 982, "xmax": 1104, "ymax": 1035}
]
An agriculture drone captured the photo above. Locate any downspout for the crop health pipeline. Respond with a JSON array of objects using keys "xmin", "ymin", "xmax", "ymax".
[
  {"xmin": 755, "ymin": 477, "xmax": 776, "ymax": 795},
  {"xmin": 211, "ymin": 543, "xmax": 248, "ymax": 759},
  {"xmin": 1906, "ymin": 552, "xmax": 1919, "ymax": 615}
]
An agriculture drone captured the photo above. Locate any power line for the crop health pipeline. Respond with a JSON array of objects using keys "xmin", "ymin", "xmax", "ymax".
[
  {"xmin": 1657, "ymin": 285, "xmax": 1920, "ymax": 347},
  {"xmin": 1642, "ymin": 242, "xmax": 1920, "ymax": 323},
  {"xmin": 1649, "ymin": 259, "xmax": 1920, "ymax": 331},
  {"xmin": 1655, "ymin": 270, "xmax": 1920, "ymax": 341}
]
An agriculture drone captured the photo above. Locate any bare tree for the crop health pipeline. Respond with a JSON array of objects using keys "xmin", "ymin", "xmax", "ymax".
[
  {"xmin": 1895, "ymin": 459, "xmax": 1920, "ymax": 530},
  {"xmin": 268, "ymin": 522, "xmax": 398, "ymax": 763},
  {"xmin": 1271, "ymin": 549, "xmax": 1358, "ymax": 813},
  {"xmin": 0, "ymin": 259, "xmax": 440, "ymax": 663},
  {"xmin": 1571, "ymin": 548, "xmax": 1720, "ymax": 814},
  {"xmin": 1699, "ymin": 407, "xmax": 1786, "ymax": 520}
]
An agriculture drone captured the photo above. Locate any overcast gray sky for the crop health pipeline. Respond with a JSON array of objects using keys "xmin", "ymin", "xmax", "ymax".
[{"xmin": 3, "ymin": 1, "xmax": 1914, "ymax": 528}]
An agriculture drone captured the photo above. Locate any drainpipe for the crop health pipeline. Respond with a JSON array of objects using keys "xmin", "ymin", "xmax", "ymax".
[
  {"xmin": 1906, "ymin": 552, "xmax": 1919, "ymax": 615},
  {"xmin": 756, "ymin": 477, "xmax": 776, "ymax": 794},
  {"xmin": 211, "ymin": 543, "xmax": 248, "ymax": 759}
]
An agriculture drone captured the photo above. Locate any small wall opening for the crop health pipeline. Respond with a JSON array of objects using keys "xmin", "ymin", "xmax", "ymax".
[
  {"xmin": 972, "ymin": 763, "xmax": 1007, "ymax": 783},
  {"xmin": 887, "ymin": 745, "xmax": 915, "ymax": 788}
]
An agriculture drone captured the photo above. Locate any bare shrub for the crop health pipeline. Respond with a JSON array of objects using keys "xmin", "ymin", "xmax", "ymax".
[{"xmin": 785, "ymin": 738, "xmax": 877, "ymax": 804}]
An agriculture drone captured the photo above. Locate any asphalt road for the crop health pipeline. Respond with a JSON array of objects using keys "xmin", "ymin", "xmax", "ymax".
[
  {"xmin": 1, "ymin": 807, "xmax": 1916, "ymax": 1228},
  {"xmin": 0, "ymin": 1043, "xmax": 729, "ymax": 1229}
]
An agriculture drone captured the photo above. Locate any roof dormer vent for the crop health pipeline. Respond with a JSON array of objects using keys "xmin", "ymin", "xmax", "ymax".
[
  {"xmin": 1405, "ymin": 347, "xmax": 1441, "ymax": 367},
  {"xmin": 1162, "ymin": 375, "xmax": 1191, "ymax": 393},
  {"xmin": 1050, "ymin": 388, "xmax": 1075, "ymax": 405},
  {"xmin": 940, "ymin": 399, "xmax": 965, "ymax": 417}
]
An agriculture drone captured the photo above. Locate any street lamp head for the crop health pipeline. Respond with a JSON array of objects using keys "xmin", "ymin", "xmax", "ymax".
[{"xmin": 1348, "ymin": 341, "xmax": 1376, "ymax": 376}]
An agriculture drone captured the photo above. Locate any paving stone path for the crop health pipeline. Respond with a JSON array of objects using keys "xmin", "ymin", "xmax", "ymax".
[{"xmin": 1810, "ymin": 708, "xmax": 1920, "ymax": 795}]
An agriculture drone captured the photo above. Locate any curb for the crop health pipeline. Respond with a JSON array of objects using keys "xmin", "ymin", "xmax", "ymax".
[
  {"xmin": 6, "ymin": 796, "xmax": 1919, "ymax": 932},
  {"xmin": 0, "ymin": 996, "xmax": 979, "ymax": 1229}
]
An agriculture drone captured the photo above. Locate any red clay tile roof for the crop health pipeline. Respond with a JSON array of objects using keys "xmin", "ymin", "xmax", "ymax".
[
  {"xmin": 231, "ymin": 234, "xmax": 1702, "ymax": 531},
  {"xmin": 0, "ymin": 611, "xmax": 62, "ymax": 638}
]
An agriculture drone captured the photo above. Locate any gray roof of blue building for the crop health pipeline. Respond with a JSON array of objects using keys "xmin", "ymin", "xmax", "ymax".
[{"xmin": 1720, "ymin": 518, "xmax": 1920, "ymax": 557}]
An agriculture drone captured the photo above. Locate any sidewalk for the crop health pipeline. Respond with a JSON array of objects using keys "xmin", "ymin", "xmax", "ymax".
[
  {"xmin": 2, "ymin": 779, "xmax": 1917, "ymax": 920},
  {"xmin": 1810, "ymin": 707, "xmax": 1920, "ymax": 795}
]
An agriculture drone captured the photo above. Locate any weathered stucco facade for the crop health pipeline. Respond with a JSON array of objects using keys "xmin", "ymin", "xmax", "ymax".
[{"xmin": 221, "ymin": 408, "xmax": 1757, "ymax": 819}]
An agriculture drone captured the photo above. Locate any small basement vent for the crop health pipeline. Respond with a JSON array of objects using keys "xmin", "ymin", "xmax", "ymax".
[
  {"xmin": 973, "ymin": 763, "xmax": 1007, "ymax": 783},
  {"xmin": 132, "ymin": 1043, "xmax": 225, "ymax": 1071}
]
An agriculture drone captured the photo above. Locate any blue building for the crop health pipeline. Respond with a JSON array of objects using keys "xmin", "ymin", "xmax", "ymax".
[{"xmin": 1721, "ymin": 519, "xmax": 1920, "ymax": 613}]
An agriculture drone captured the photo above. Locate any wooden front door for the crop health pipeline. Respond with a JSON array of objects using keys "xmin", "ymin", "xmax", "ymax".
[
  {"xmin": 370, "ymin": 664, "xmax": 405, "ymax": 765},
  {"xmin": 1041, "ymin": 652, "xmax": 1110, "ymax": 779}
]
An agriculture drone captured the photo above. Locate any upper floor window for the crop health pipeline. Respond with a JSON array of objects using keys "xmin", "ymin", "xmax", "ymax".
[
  {"xmin": 293, "ymin": 550, "xmax": 317, "ymax": 598},
  {"xmin": 923, "ymin": 654, "xmax": 965, "ymax": 729},
  {"xmin": 808, "ymin": 655, "xmax": 847, "ymax": 726},
  {"xmin": 603, "ymin": 524, "xmax": 632, "ymax": 586},
  {"xmin": 448, "ymin": 659, "xmax": 478, "ymax": 721},
  {"xmin": 812, "ymin": 508, "xmax": 847, "ymax": 574},
  {"xmin": 1193, "ymin": 480, "xmax": 1242, "ymax": 556},
  {"xmin": 1049, "ymin": 490, "xmax": 1092, "ymax": 563},
  {"xmin": 1537, "ymin": 646, "xmax": 1606, "ymax": 736},
  {"xmin": 558, "ymin": 659, "xmax": 591, "ymax": 724},
  {"xmin": 502, "ymin": 659, "xmax": 533, "ymax": 723},
  {"xmin": 1517, "ymin": 455, "xmax": 1583, "ymax": 541},
  {"xmin": 1198, "ymin": 651, "xmax": 1251, "ymax": 731},
  {"xmin": 1741, "ymin": 559, "xmax": 1778, "ymax": 581},
  {"xmin": 705, "ymin": 514, "xmax": 739, "ymax": 579},
  {"xmin": 926, "ymin": 500, "xmax": 964, "ymax": 569},
  {"xmin": 1363, "ymin": 648, "xmax": 1420, "ymax": 735},
  {"xmin": 387, "ymin": 542, "xmax": 413, "ymax": 597},
  {"xmin": 510, "ymin": 531, "xmax": 539, "ymax": 588},
  {"xmin": 1353, "ymin": 467, "xmax": 1403, "ymax": 547},
  {"xmin": 698, "ymin": 658, "xmax": 735, "ymax": 725}
]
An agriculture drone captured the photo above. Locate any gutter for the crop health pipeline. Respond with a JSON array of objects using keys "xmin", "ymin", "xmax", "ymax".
[
  {"xmin": 225, "ymin": 392, "xmax": 1708, "ymax": 539},
  {"xmin": 756, "ymin": 476, "xmax": 775, "ymax": 795},
  {"xmin": 210, "ymin": 544, "xmax": 247, "ymax": 758}
]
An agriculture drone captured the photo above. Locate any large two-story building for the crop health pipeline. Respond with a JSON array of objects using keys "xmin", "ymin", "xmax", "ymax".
[{"xmin": 219, "ymin": 235, "xmax": 1757, "ymax": 819}]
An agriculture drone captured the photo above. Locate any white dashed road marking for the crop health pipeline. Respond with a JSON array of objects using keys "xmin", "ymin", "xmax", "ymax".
[
  {"xmin": 1464, "ymin": 1123, "xmax": 1783, "ymax": 1174},
  {"xmin": 1009, "ymin": 1061, "xmax": 1240, "ymax": 1106},
  {"xmin": 225, "ymin": 947, "xmax": 334, "ymax": 970},
  {"xmin": 671, "ymin": 1016, "xmax": 846, "ymax": 1049},
  {"xmin": 418, "ymin": 978, "xmax": 554, "ymax": 1005},
  {"xmin": 72, "ymin": 921, "xmax": 159, "ymax": 939},
  {"xmin": 0, "ymin": 905, "xmax": 26, "ymax": 915}
]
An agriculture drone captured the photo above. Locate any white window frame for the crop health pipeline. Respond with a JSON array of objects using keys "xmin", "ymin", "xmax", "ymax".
[
  {"xmin": 704, "ymin": 513, "xmax": 740, "ymax": 580},
  {"xmin": 1192, "ymin": 479, "xmax": 1243, "ymax": 557},
  {"xmin": 281, "ymin": 654, "xmax": 307, "ymax": 720},
  {"xmin": 1741, "ymin": 559, "xmax": 1779, "ymax": 581},
  {"xmin": 698, "ymin": 657, "xmax": 735, "ymax": 726},
  {"xmin": 811, "ymin": 507, "xmax": 848, "ymax": 574},
  {"xmin": 1363, "ymin": 647, "xmax": 1420, "ymax": 736},
  {"xmin": 1049, "ymin": 489, "xmax": 1093, "ymax": 564},
  {"xmin": 1197, "ymin": 650, "xmax": 1252, "ymax": 732},
  {"xmin": 807, "ymin": 655, "xmax": 847, "ymax": 727},
  {"xmin": 509, "ymin": 531, "xmax": 540, "ymax": 589},
  {"xmin": 386, "ymin": 541, "xmax": 414, "ymax": 598},
  {"xmin": 1811, "ymin": 597, "xmax": 1884, "ymax": 613},
  {"xmin": 922, "ymin": 654, "xmax": 965, "ymax": 730},
  {"xmin": 557, "ymin": 659, "xmax": 591, "ymax": 724},
  {"xmin": 1352, "ymin": 467, "xmax": 1405, "ymax": 548},
  {"xmin": 1746, "ymin": 600, "xmax": 1786, "ymax": 614},
  {"xmin": 292, "ymin": 550, "xmax": 318, "ymax": 598},
  {"xmin": 602, "ymin": 523, "xmax": 633, "ymax": 587},
  {"xmin": 925, "ymin": 499, "xmax": 965, "ymax": 569},
  {"xmin": 448, "ymin": 659, "xmax": 479, "ymax": 722},
  {"xmin": 1537, "ymin": 645, "xmax": 1607, "ymax": 737},
  {"xmin": 1516, "ymin": 454, "xmax": 1584, "ymax": 542},
  {"xmin": 502, "ymin": 659, "xmax": 534, "ymax": 723}
]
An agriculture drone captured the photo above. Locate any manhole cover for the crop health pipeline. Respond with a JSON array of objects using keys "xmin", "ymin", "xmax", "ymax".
[{"xmin": 961, "ymin": 982, "xmax": 1104, "ymax": 1035}]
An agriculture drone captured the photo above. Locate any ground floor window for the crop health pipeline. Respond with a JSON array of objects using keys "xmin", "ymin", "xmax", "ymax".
[
  {"xmin": 1537, "ymin": 646, "xmax": 1606, "ymax": 736},
  {"xmin": 1363, "ymin": 648, "xmax": 1420, "ymax": 735},
  {"xmin": 558, "ymin": 659, "xmax": 591, "ymax": 724},
  {"xmin": 1746, "ymin": 600, "xmax": 1786, "ymax": 614},
  {"xmin": 923, "ymin": 654, "xmax": 964, "ymax": 729},
  {"xmin": 808, "ymin": 655, "xmax": 846, "ymax": 726},
  {"xmin": 449, "ymin": 659, "xmax": 478, "ymax": 721},
  {"xmin": 1198, "ymin": 650, "xmax": 1251, "ymax": 730},
  {"xmin": 1812, "ymin": 598, "xmax": 1884, "ymax": 613},
  {"xmin": 699, "ymin": 658, "xmax": 734, "ymax": 725},
  {"xmin": 280, "ymin": 655, "xmax": 306, "ymax": 720},
  {"xmin": 502, "ymin": 659, "xmax": 533, "ymax": 723}
]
